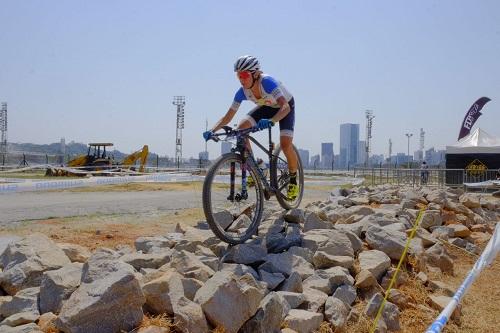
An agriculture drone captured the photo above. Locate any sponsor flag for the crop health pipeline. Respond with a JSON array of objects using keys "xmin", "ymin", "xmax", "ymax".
[{"xmin": 458, "ymin": 97, "xmax": 491, "ymax": 140}]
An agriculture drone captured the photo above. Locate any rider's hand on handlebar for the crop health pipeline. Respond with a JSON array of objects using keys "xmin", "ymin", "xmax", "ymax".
[
  {"xmin": 203, "ymin": 130, "xmax": 214, "ymax": 141},
  {"xmin": 257, "ymin": 119, "xmax": 274, "ymax": 130}
]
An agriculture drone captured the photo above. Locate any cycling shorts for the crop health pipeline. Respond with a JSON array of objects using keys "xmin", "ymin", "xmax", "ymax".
[{"xmin": 243, "ymin": 98, "xmax": 295, "ymax": 138}]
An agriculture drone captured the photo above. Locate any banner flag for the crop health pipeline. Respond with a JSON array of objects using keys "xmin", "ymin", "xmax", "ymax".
[{"xmin": 458, "ymin": 97, "xmax": 491, "ymax": 140}]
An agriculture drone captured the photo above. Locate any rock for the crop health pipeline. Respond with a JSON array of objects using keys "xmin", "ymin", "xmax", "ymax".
[
  {"xmin": 0, "ymin": 287, "xmax": 40, "ymax": 318},
  {"xmin": 276, "ymin": 291, "xmax": 305, "ymax": 309},
  {"xmin": 365, "ymin": 293, "xmax": 400, "ymax": 331},
  {"xmin": 448, "ymin": 224, "xmax": 471, "ymax": 238},
  {"xmin": 332, "ymin": 284, "xmax": 357, "ymax": 306},
  {"xmin": 365, "ymin": 225, "xmax": 407, "ymax": 260},
  {"xmin": 240, "ymin": 292, "xmax": 286, "ymax": 333},
  {"xmin": 287, "ymin": 247, "xmax": 314, "ymax": 263},
  {"xmin": 358, "ymin": 250, "xmax": 391, "ymax": 280},
  {"xmin": 430, "ymin": 226, "xmax": 454, "ymax": 240},
  {"xmin": 428, "ymin": 295, "xmax": 461, "ymax": 321},
  {"xmin": 459, "ymin": 194, "xmax": 481, "ymax": 209},
  {"xmin": 220, "ymin": 263, "xmax": 259, "ymax": 280},
  {"xmin": 298, "ymin": 288, "xmax": 328, "ymax": 312},
  {"xmin": 277, "ymin": 272, "xmax": 303, "ymax": 293},
  {"xmin": 170, "ymin": 250, "xmax": 215, "ymax": 282},
  {"xmin": 380, "ymin": 268, "xmax": 409, "ymax": 290},
  {"xmin": 467, "ymin": 232, "xmax": 491, "ymax": 245},
  {"xmin": 120, "ymin": 250, "xmax": 173, "ymax": 270},
  {"xmin": 428, "ymin": 280, "xmax": 454, "ymax": 297},
  {"xmin": 324, "ymin": 296, "xmax": 349, "ymax": 329},
  {"xmin": 303, "ymin": 212, "xmax": 333, "ymax": 231},
  {"xmin": 224, "ymin": 241, "xmax": 267, "ymax": 265},
  {"xmin": 312, "ymin": 251, "xmax": 354, "ymax": 269},
  {"xmin": 135, "ymin": 234, "xmax": 181, "ymax": 253},
  {"xmin": 284, "ymin": 309, "xmax": 323, "ymax": 333},
  {"xmin": 259, "ymin": 270, "xmax": 285, "ymax": 290},
  {"xmin": 1, "ymin": 311, "xmax": 39, "ymax": 327},
  {"xmin": 387, "ymin": 289, "xmax": 409, "ymax": 309},
  {"xmin": 259, "ymin": 252, "xmax": 314, "ymax": 280},
  {"xmin": 55, "ymin": 249, "xmax": 145, "ymax": 333},
  {"xmin": 39, "ymin": 262, "xmax": 83, "ymax": 314},
  {"xmin": 355, "ymin": 270, "xmax": 378, "ymax": 289},
  {"xmin": 0, "ymin": 234, "xmax": 71, "ymax": 294},
  {"xmin": 420, "ymin": 210, "xmax": 442, "ymax": 230},
  {"xmin": 172, "ymin": 296, "xmax": 209, "ymax": 333},
  {"xmin": 424, "ymin": 244, "xmax": 454, "ymax": 275},
  {"xmin": 416, "ymin": 272, "xmax": 428, "ymax": 285},
  {"xmin": 57, "ymin": 243, "xmax": 91, "ymax": 263},
  {"xmin": 302, "ymin": 229, "xmax": 354, "ymax": 258},
  {"xmin": 284, "ymin": 209, "xmax": 305, "ymax": 224},
  {"xmin": 142, "ymin": 271, "xmax": 185, "ymax": 315},
  {"xmin": 37, "ymin": 312, "xmax": 57, "ymax": 331},
  {"xmin": 194, "ymin": 272, "xmax": 264, "ymax": 333},
  {"xmin": 180, "ymin": 278, "xmax": 203, "ymax": 301},
  {"xmin": 0, "ymin": 323, "xmax": 43, "ymax": 332}
]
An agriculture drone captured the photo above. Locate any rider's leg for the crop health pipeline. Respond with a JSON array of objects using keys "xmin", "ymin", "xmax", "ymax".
[{"xmin": 280, "ymin": 135, "xmax": 297, "ymax": 173}]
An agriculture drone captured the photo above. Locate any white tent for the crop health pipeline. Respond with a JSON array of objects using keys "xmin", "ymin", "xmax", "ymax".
[{"xmin": 446, "ymin": 128, "xmax": 500, "ymax": 154}]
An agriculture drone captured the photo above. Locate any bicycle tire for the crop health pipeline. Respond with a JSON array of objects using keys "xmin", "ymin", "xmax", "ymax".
[
  {"xmin": 270, "ymin": 144, "xmax": 304, "ymax": 209},
  {"xmin": 202, "ymin": 152, "xmax": 264, "ymax": 244}
]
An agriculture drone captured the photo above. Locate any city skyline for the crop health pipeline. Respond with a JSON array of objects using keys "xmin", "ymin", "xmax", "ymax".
[{"xmin": 1, "ymin": 1, "xmax": 499, "ymax": 159}]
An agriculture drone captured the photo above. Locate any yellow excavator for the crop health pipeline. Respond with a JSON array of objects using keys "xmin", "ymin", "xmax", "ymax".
[{"xmin": 121, "ymin": 145, "xmax": 149, "ymax": 172}]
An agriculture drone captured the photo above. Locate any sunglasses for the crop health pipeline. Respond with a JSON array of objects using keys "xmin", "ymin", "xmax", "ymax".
[{"xmin": 237, "ymin": 71, "xmax": 252, "ymax": 79}]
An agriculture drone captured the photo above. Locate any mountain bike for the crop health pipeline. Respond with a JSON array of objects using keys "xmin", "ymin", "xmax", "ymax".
[{"xmin": 202, "ymin": 125, "xmax": 304, "ymax": 244}]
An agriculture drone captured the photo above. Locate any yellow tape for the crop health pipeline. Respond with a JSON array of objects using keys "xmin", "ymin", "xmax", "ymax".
[{"xmin": 369, "ymin": 208, "xmax": 425, "ymax": 333}]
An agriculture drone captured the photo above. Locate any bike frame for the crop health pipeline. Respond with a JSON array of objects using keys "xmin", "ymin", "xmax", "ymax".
[{"xmin": 215, "ymin": 126, "xmax": 289, "ymax": 202}]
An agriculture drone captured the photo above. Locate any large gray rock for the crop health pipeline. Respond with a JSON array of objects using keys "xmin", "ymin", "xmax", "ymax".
[
  {"xmin": 303, "ymin": 212, "xmax": 333, "ymax": 231},
  {"xmin": 420, "ymin": 210, "xmax": 443, "ymax": 230},
  {"xmin": 324, "ymin": 296, "xmax": 349, "ymax": 330},
  {"xmin": 240, "ymin": 292, "xmax": 286, "ymax": 333},
  {"xmin": 365, "ymin": 225, "xmax": 407, "ymax": 260},
  {"xmin": 120, "ymin": 250, "xmax": 172, "ymax": 270},
  {"xmin": 358, "ymin": 250, "xmax": 391, "ymax": 280},
  {"xmin": 57, "ymin": 243, "xmax": 91, "ymax": 263},
  {"xmin": 332, "ymin": 284, "xmax": 357, "ymax": 306},
  {"xmin": 284, "ymin": 309, "xmax": 323, "ymax": 333},
  {"xmin": 298, "ymin": 288, "xmax": 328, "ymax": 312},
  {"xmin": 276, "ymin": 291, "xmax": 305, "ymax": 309},
  {"xmin": 459, "ymin": 194, "xmax": 481, "ymax": 209},
  {"xmin": 277, "ymin": 271, "xmax": 303, "ymax": 293},
  {"xmin": 302, "ymin": 229, "xmax": 354, "ymax": 257},
  {"xmin": 55, "ymin": 249, "xmax": 145, "ymax": 333},
  {"xmin": 424, "ymin": 244, "xmax": 454, "ymax": 275},
  {"xmin": 0, "ymin": 234, "xmax": 71, "ymax": 294},
  {"xmin": 259, "ymin": 252, "xmax": 314, "ymax": 279},
  {"xmin": 135, "ymin": 234, "xmax": 181, "ymax": 253},
  {"xmin": 0, "ymin": 287, "xmax": 40, "ymax": 318},
  {"xmin": 365, "ymin": 293, "xmax": 400, "ymax": 332},
  {"xmin": 39, "ymin": 262, "xmax": 83, "ymax": 314},
  {"xmin": 194, "ymin": 271, "xmax": 264, "ymax": 333},
  {"xmin": 170, "ymin": 250, "xmax": 215, "ymax": 282},
  {"xmin": 142, "ymin": 271, "xmax": 185, "ymax": 314},
  {"xmin": 1, "ymin": 311, "xmax": 40, "ymax": 327},
  {"xmin": 0, "ymin": 323, "xmax": 43, "ymax": 332},
  {"xmin": 171, "ymin": 296, "xmax": 209, "ymax": 333},
  {"xmin": 223, "ymin": 241, "xmax": 267, "ymax": 265}
]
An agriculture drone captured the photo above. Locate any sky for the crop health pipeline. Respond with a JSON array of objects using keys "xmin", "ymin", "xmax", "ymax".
[{"xmin": 1, "ymin": 0, "xmax": 500, "ymax": 159}]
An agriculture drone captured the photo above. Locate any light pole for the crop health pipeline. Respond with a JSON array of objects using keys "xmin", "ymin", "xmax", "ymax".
[{"xmin": 405, "ymin": 133, "xmax": 413, "ymax": 169}]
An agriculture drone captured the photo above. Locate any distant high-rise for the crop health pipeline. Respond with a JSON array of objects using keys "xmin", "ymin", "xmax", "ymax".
[
  {"xmin": 339, "ymin": 123, "xmax": 359, "ymax": 169},
  {"xmin": 321, "ymin": 143, "xmax": 333, "ymax": 169},
  {"xmin": 310, "ymin": 154, "xmax": 320, "ymax": 170},
  {"xmin": 221, "ymin": 142, "xmax": 232, "ymax": 155},
  {"xmin": 357, "ymin": 141, "xmax": 366, "ymax": 166},
  {"xmin": 298, "ymin": 149, "xmax": 310, "ymax": 169}
]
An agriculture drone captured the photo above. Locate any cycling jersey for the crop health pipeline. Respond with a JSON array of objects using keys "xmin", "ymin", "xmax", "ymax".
[{"xmin": 231, "ymin": 74, "xmax": 293, "ymax": 110}]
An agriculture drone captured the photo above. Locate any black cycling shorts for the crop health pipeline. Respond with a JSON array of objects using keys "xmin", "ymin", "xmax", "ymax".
[{"xmin": 243, "ymin": 98, "xmax": 295, "ymax": 137}]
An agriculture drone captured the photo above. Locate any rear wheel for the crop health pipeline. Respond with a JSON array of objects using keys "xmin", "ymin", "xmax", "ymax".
[
  {"xmin": 270, "ymin": 144, "xmax": 304, "ymax": 209},
  {"xmin": 202, "ymin": 153, "xmax": 264, "ymax": 244}
]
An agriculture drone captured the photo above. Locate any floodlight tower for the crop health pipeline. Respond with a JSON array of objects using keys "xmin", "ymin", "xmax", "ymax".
[
  {"xmin": 365, "ymin": 110, "xmax": 374, "ymax": 166},
  {"xmin": 173, "ymin": 96, "xmax": 186, "ymax": 168},
  {"xmin": 0, "ymin": 102, "xmax": 7, "ymax": 154},
  {"xmin": 405, "ymin": 133, "xmax": 413, "ymax": 168}
]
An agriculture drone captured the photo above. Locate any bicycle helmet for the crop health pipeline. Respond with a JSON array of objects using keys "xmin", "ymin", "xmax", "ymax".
[{"xmin": 234, "ymin": 55, "xmax": 261, "ymax": 72}]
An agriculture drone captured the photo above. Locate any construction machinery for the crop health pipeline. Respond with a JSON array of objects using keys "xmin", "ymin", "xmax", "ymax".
[{"xmin": 121, "ymin": 145, "xmax": 149, "ymax": 172}]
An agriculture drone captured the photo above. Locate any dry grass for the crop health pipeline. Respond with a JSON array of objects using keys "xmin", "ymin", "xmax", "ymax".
[
  {"xmin": 137, "ymin": 313, "xmax": 175, "ymax": 332},
  {"xmin": 315, "ymin": 321, "xmax": 334, "ymax": 333}
]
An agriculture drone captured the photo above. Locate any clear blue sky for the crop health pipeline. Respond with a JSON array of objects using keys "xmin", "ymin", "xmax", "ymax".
[{"xmin": 1, "ymin": 0, "xmax": 499, "ymax": 159}]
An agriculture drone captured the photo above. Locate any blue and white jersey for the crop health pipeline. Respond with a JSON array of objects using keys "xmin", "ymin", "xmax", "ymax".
[{"xmin": 231, "ymin": 74, "xmax": 293, "ymax": 110}]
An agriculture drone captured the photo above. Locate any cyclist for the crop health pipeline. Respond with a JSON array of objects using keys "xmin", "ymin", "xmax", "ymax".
[{"xmin": 203, "ymin": 55, "xmax": 299, "ymax": 200}]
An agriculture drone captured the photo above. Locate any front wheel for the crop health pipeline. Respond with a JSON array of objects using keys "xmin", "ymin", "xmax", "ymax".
[
  {"xmin": 270, "ymin": 144, "xmax": 304, "ymax": 209},
  {"xmin": 202, "ymin": 153, "xmax": 264, "ymax": 244}
]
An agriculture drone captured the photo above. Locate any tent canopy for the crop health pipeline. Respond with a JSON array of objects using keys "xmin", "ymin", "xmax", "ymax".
[{"xmin": 446, "ymin": 128, "xmax": 500, "ymax": 154}]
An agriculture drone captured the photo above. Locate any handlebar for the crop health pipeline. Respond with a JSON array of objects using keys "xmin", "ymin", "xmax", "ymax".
[{"xmin": 209, "ymin": 125, "xmax": 267, "ymax": 142}]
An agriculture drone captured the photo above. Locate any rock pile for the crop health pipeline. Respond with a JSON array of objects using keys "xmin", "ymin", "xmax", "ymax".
[{"xmin": 0, "ymin": 185, "xmax": 498, "ymax": 333}]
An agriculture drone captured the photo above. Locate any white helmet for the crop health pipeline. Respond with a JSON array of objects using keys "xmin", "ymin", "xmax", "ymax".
[{"xmin": 234, "ymin": 55, "xmax": 261, "ymax": 72}]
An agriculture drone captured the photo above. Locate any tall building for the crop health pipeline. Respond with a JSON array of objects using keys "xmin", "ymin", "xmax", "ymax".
[
  {"xmin": 357, "ymin": 141, "xmax": 366, "ymax": 166},
  {"xmin": 310, "ymin": 154, "xmax": 320, "ymax": 170},
  {"xmin": 221, "ymin": 142, "xmax": 232, "ymax": 155},
  {"xmin": 321, "ymin": 143, "xmax": 333, "ymax": 169},
  {"xmin": 339, "ymin": 123, "xmax": 360, "ymax": 169},
  {"xmin": 298, "ymin": 149, "xmax": 310, "ymax": 169}
]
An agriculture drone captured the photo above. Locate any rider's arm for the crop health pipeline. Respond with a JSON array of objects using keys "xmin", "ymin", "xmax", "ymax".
[
  {"xmin": 270, "ymin": 96, "xmax": 290, "ymax": 123},
  {"xmin": 211, "ymin": 108, "xmax": 237, "ymax": 132},
  {"xmin": 211, "ymin": 88, "xmax": 246, "ymax": 132}
]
